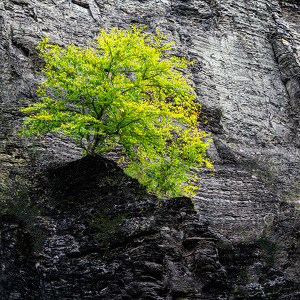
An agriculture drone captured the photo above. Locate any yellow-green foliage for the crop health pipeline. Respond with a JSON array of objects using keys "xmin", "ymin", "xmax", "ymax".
[{"xmin": 20, "ymin": 25, "xmax": 212, "ymax": 198}]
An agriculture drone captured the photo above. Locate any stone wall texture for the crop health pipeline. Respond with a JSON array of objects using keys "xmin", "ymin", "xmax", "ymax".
[{"xmin": 1, "ymin": 0, "xmax": 300, "ymax": 299}]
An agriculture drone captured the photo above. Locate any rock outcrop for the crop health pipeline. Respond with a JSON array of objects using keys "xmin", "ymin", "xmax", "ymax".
[{"xmin": 1, "ymin": 0, "xmax": 300, "ymax": 299}]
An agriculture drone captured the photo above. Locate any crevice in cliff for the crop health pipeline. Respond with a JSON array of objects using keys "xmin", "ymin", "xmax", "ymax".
[
  {"xmin": 71, "ymin": 0, "xmax": 100, "ymax": 22},
  {"xmin": 208, "ymin": 0, "xmax": 222, "ymax": 29},
  {"xmin": 269, "ymin": 2, "xmax": 299, "ymax": 106},
  {"xmin": 268, "ymin": 2, "xmax": 300, "ymax": 146},
  {"xmin": 270, "ymin": 30, "xmax": 300, "ymax": 143},
  {"xmin": 72, "ymin": 0, "xmax": 89, "ymax": 9},
  {"xmin": 170, "ymin": 0, "xmax": 216, "ymax": 30}
]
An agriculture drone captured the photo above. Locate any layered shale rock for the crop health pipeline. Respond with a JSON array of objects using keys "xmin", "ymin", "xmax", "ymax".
[{"xmin": 1, "ymin": 0, "xmax": 300, "ymax": 299}]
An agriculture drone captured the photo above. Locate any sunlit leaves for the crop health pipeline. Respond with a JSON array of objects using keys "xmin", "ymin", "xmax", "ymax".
[{"xmin": 20, "ymin": 25, "xmax": 213, "ymax": 198}]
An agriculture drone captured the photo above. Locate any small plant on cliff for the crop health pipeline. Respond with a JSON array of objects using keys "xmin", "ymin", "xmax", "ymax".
[
  {"xmin": 20, "ymin": 25, "xmax": 212, "ymax": 198},
  {"xmin": 86, "ymin": 208, "xmax": 128, "ymax": 251}
]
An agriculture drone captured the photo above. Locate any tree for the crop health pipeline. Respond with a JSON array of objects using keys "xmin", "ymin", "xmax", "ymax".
[{"xmin": 20, "ymin": 25, "xmax": 213, "ymax": 198}]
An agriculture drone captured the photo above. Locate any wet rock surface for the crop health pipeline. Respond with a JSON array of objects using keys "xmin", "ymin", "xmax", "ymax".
[{"xmin": 0, "ymin": 0, "xmax": 300, "ymax": 299}]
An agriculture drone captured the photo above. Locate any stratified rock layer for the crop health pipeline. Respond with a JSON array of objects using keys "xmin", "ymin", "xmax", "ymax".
[{"xmin": 0, "ymin": 0, "xmax": 300, "ymax": 299}]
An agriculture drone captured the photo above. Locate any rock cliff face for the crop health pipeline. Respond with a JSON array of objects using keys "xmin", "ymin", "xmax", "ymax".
[{"xmin": 1, "ymin": 0, "xmax": 300, "ymax": 299}]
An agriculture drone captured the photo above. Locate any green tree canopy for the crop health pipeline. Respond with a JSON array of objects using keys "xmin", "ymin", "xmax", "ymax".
[{"xmin": 20, "ymin": 25, "xmax": 213, "ymax": 198}]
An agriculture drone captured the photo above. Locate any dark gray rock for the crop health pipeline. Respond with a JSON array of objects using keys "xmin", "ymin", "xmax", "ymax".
[{"xmin": 0, "ymin": 0, "xmax": 300, "ymax": 299}]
